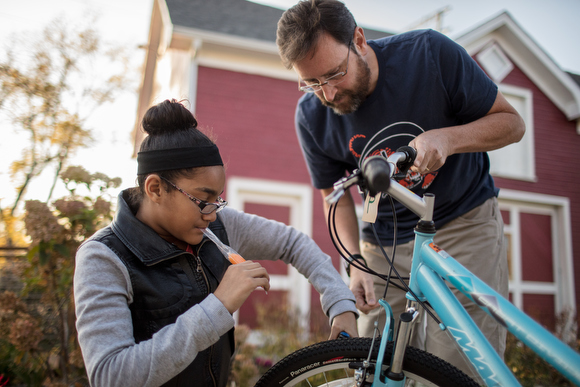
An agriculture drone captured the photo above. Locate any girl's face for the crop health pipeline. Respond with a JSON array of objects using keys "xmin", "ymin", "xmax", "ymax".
[{"xmin": 149, "ymin": 165, "xmax": 226, "ymax": 250}]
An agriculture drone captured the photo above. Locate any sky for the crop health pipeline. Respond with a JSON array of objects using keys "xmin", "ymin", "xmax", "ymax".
[
  {"xmin": 0, "ymin": 0, "xmax": 579, "ymax": 210},
  {"xmin": 254, "ymin": 0, "xmax": 580, "ymax": 74}
]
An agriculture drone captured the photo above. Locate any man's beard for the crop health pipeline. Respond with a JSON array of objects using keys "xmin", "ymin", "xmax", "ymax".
[{"xmin": 319, "ymin": 53, "xmax": 371, "ymax": 115}]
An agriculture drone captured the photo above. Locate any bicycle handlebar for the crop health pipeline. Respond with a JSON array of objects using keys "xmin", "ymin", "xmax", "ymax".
[
  {"xmin": 361, "ymin": 156, "xmax": 391, "ymax": 196},
  {"xmin": 325, "ymin": 146, "xmax": 434, "ymax": 221},
  {"xmin": 360, "ymin": 145, "xmax": 417, "ymax": 195}
]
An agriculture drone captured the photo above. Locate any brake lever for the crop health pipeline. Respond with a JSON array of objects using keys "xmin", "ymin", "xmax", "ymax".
[{"xmin": 325, "ymin": 171, "xmax": 361, "ymax": 205}]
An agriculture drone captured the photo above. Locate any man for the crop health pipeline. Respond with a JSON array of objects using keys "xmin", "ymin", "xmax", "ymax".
[{"xmin": 276, "ymin": 0, "xmax": 525, "ymax": 380}]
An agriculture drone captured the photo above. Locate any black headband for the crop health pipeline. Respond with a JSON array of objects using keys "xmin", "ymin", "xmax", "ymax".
[{"xmin": 137, "ymin": 145, "xmax": 223, "ymax": 175}]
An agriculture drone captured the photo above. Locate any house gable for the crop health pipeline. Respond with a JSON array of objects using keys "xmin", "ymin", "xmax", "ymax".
[{"xmin": 456, "ymin": 11, "xmax": 580, "ymax": 126}]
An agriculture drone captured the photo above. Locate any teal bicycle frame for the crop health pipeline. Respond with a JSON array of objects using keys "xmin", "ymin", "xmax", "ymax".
[
  {"xmin": 332, "ymin": 151, "xmax": 580, "ymax": 386},
  {"xmin": 372, "ymin": 226, "xmax": 580, "ymax": 386}
]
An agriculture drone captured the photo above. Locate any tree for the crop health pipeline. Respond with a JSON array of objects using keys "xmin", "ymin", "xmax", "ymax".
[
  {"xmin": 0, "ymin": 166, "xmax": 120, "ymax": 386},
  {"xmin": 0, "ymin": 16, "xmax": 133, "ymax": 245},
  {"xmin": 0, "ymin": 14, "xmax": 133, "ymax": 386}
]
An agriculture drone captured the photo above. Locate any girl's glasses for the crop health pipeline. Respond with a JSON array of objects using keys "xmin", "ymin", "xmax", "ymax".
[{"xmin": 160, "ymin": 176, "xmax": 227, "ymax": 214}]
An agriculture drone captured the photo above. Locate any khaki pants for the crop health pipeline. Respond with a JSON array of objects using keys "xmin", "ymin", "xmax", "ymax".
[{"xmin": 358, "ymin": 197, "xmax": 508, "ymax": 382}]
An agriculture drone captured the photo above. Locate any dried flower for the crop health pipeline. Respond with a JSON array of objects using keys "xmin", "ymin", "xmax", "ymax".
[
  {"xmin": 61, "ymin": 166, "xmax": 92, "ymax": 185},
  {"xmin": 254, "ymin": 357, "xmax": 274, "ymax": 368},
  {"xmin": 109, "ymin": 177, "xmax": 122, "ymax": 188},
  {"xmin": 24, "ymin": 200, "xmax": 64, "ymax": 244},
  {"xmin": 93, "ymin": 196, "xmax": 111, "ymax": 216},
  {"xmin": 90, "ymin": 172, "xmax": 108, "ymax": 182},
  {"xmin": 54, "ymin": 198, "xmax": 87, "ymax": 218},
  {"xmin": 0, "ymin": 291, "xmax": 24, "ymax": 313},
  {"xmin": 9, "ymin": 314, "xmax": 43, "ymax": 352},
  {"xmin": 92, "ymin": 172, "xmax": 122, "ymax": 190},
  {"xmin": 60, "ymin": 166, "xmax": 92, "ymax": 186}
]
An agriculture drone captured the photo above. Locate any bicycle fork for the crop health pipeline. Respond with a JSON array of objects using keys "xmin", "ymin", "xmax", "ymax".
[{"xmin": 371, "ymin": 299, "xmax": 420, "ymax": 387}]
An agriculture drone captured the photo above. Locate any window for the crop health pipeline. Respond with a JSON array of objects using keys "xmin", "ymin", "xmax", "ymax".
[
  {"xmin": 226, "ymin": 177, "xmax": 313, "ymax": 334},
  {"xmin": 476, "ymin": 43, "xmax": 514, "ymax": 84},
  {"xmin": 488, "ymin": 84, "xmax": 535, "ymax": 181},
  {"xmin": 499, "ymin": 190, "xmax": 575, "ymax": 339}
]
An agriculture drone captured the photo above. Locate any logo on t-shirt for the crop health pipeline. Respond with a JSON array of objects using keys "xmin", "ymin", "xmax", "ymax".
[{"xmin": 348, "ymin": 122, "xmax": 437, "ymax": 190}]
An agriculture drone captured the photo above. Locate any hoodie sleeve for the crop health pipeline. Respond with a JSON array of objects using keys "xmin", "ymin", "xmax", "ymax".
[{"xmin": 218, "ymin": 207, "xmax": 358, "ymax": 324}]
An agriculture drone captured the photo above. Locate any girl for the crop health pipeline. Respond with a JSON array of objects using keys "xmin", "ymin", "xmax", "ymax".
[{"xmin": 74, "ymin": 99, "xmax": 358, "ymax": 387}]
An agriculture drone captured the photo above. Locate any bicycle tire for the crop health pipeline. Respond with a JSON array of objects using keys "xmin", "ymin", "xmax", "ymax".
[{"xmin": 254, "ymin": 337, "xmax": 479, "ymax": 387}]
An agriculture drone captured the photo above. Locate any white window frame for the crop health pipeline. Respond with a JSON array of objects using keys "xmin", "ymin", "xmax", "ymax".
[
  {"xmin": 226, "ymin": 177, "xmax": 313, "ymax": 332},
  {"xmin": 498, "ymin": 189, "xmax": 576, "ymax": 340},
  {"xmin": 476, "ymin": 43, "xmax": 514, "ymax": 84},
  {"xmin": 489, "ymin": 84, "xmax": 536, "ymax": 181}
]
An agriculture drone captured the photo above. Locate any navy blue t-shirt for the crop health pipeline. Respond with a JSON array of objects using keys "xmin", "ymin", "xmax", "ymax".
[{"xmin": 295, "ymin": 29, "xmax": 499, "ymax": 245}]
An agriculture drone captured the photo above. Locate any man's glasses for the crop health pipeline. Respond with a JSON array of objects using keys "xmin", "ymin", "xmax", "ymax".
[
  {"xmin": 298, "ymin": 42, "xmax": 351, "ymax": 93},
  {"xmin": 160, "ymin": 176, "xmax": 227, "ymax": 215}
]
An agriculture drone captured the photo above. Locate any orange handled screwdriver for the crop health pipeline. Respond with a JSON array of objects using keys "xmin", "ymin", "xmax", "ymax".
[
  {"xmin": 201, "ymin": 228, "xmax": 267, "ymax": 294},
  {"xmin": 202, "ymin": 228, "xmax": 246, "ymax": 264}
]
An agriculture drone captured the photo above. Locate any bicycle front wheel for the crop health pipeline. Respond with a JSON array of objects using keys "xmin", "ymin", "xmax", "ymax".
[{"xmin": 254, "ymin": 337, "xmax": 478, "ymax": 387}]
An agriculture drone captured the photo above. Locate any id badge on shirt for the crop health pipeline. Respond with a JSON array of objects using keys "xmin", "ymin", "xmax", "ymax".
[{"xmin": 362, "ymin": 193, "xmax": 381, "ymax": 223}]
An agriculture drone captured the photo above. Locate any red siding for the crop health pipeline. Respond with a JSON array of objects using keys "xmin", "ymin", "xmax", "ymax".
[
  {"xmin": 524, "ymin": 294, "xmax": 556, "ymax": 331},
  {"xmin": 196, "ymin": 67, "xmax": 307, "ymax": 183},
  {"xmin": 520, "ymin": 213, "xmax": 553, "ymax": 282}
]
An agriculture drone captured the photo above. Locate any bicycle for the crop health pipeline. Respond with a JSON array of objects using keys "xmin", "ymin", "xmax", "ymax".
[{"xmin": 255, "ymin": 146, "xmax": 580, "ymax": 387}]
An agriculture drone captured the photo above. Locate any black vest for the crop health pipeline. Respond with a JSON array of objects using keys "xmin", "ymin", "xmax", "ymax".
[{"xmin": 92, "ymin": 199, "xmax": 235, "ymax": 387}]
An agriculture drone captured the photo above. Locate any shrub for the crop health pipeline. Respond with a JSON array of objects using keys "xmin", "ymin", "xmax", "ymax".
[
  {"xmin": 228, "ymin": 298, "xmax": 330, "ymax": 386},
  {"xmin": 0, "ymin": 166, "xmax": 119, "ymax": 386}
]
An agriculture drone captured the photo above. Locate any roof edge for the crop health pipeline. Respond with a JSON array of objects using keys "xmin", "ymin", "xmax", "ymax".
[
  {"xmin": 172, "ymin": 25, "xmax": 279, "ymax": 55},
  {"xmin": 456, "ymin": 11, "xmax": 580, "ymax": 121}
]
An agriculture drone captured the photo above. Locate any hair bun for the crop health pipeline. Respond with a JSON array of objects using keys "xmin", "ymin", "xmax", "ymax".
[{"xmin": 141, "ymin": 99, "xmax": 198, "ymax": 136}]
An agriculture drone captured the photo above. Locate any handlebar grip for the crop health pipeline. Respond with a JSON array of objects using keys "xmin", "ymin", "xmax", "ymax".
[
  {"xmin": 361, "ymin": 156, "xmax": 391, "ymax": 196},
  {"xmin": 396, "ymin": 146, "xmax": 417, "ymax": 165},
  {"xmin": 391, "ymin": 146, "xmax": 417, "ymax": 180}
]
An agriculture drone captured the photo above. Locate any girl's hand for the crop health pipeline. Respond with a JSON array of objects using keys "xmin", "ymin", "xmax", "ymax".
[
  {"xmin": 214, "ymin": 261, "xmax": 270, "ymax": 314},
  {"xmin": 329, "ymin": 311, "xmax": 358, "ymax": 340}
]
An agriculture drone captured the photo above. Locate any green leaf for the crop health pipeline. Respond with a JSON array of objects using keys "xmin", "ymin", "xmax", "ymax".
[
  {"xmin": 38, "ymin": 241, "xmax": 49, "ymax": 266},
  {"xmin": 53, "ymin": 243, "xmax": 69, "ymax": 257},
  {"xmin": 26, "ymin": 244, "xmax": 39, "ymax": 260}
]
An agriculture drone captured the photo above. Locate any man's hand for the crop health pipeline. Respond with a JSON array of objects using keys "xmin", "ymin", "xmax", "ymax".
[
  {"xmin": 328, "ymin": 311, "xmax": 358, "ymax": 340},
  {"xmin": 349, "ymin": 267, "xmax": 379, "ymax": 314},
  {"xmin": 409, "ymin": 130, "xmax": 451, "ymax": 175}
]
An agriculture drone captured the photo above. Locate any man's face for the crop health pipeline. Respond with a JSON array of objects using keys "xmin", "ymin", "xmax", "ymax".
[{"xmin": 294, "ymin": 33, "xmax": 372, "ymax": 115}]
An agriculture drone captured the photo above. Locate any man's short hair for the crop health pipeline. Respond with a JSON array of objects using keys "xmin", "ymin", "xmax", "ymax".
[{"xmin": 276, "ymin": 0, "xmax": 357, "ymax": 69}]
